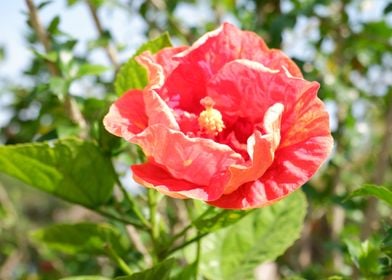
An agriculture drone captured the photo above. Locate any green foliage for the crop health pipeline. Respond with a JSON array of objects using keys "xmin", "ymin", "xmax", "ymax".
[
  {"xmin": 115, "ymin": 258, "xmax": 175, "ymax": 280},
  {"xmin": 60, "ymin": 277, "xmax": 111, "ymax": 280},
  {"xmin": 114, "ymin": 33, "xmax": 172, "ymax": 95},
  {"xmin": 192, "ymin": 207, "xmax": 253, "ymax": 234},
  {"xmin": 76, "ymin": 64, "xmax": 109, "ymax": 78},
  {"xmin": 348, "ymin": 184, "xmax": 392, "ymax": 207},
  {"xmin": 0, "ymin": 138, "xmax": 116, "ymax": 208},
  {"xmin": 345, "ymin": 238, "xmax": 386, "ymax": 279},
  {"xmin": 196, "ymin": 191, "xmax": 307, "ymax": 280},
  {"xmin": 32, "ymin": 222, "xmax": 127, "ymax": 256}
]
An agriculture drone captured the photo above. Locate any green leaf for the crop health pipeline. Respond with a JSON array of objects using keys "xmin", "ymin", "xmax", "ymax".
[
  {"xmin": 345, "ymin": 238, "xmax": 384, "ymax": 278},
  {"xmin": 116, "ymin": 258, "xmax": 175, "ymax": 280},
  {"xmin": 60, "ymin": 276, "xmax": 111, "ymax": 280},
  {"xmin": 0, "ymin": 138, "xmax": 116, "ymax": 208},
  {"xmin": 347, "ymin": 184, "xmax": 392, "ymax": 207},
  {"xmin": 170, "ymin": 262, "xmax": 197, "ymax": 280},
  {"xmin": 77, "ymin": 64, "xmax": 109, "ymax": 77},
  {"xmin": 114, "ymin": 33, "xmax": 172, "ymax": 95},
  {"xmin": 66, "ymin": 0, "xmax": 80, "ymax": 6},
  {"xmin": 196, "ymin": 191, "xmax": 307, "ymax": 280},
  {"xmin": 49, "ymin": 76, "xmax": 69, "ymax": 97},
  {"xmin": 382, "ymin": 227, "xmax": 392, "ymax": 258},
  {"xmin": 32, "ymin": 223, "xmax": 127, "ymax": 256},
  {"xmin": 193, "ymin": 207, "xmax": 253, "ymax": 234},
  {"xmin": 47, "ymin": 16, "xmax": 61, "ymax": 34}
]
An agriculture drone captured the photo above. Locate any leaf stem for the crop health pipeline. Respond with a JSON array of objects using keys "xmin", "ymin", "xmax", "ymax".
[
  {"xmin": 195, "ymin": 234, "xmax": 202, "ymax": 279},
  {"xmin": 171, "ymin": 206, "xmax": 215, "ymax": 244},
  {"xmin": 93, "ymin": 207, "xmax": 145, "ymax": 230},
  {"xmin": 164, "ymin": 232, "xmax": 209, "ymax": 258},
  {"xmin": 104, "ymin": 243, "xmax": 133, "ymax": 275},
  {"xmin": 115, "ymin": 176, "xmax": 151, "ymax": 229}
]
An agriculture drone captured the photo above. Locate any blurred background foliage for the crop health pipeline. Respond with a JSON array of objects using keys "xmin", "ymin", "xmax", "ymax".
[{"xmin": 0, "ymin": 0, "xmax": 391, "ymax": 279}]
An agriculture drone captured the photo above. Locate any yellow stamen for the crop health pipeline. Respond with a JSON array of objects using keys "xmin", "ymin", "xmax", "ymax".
[{"xmin": 198, "ymin": 97, "xmax": 225, "ymax": 136}]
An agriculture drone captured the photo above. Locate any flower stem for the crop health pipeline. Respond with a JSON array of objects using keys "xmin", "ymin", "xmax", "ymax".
[{"xmin": 147, "ymin": 189, "xmax": 160, "ymax": 263}]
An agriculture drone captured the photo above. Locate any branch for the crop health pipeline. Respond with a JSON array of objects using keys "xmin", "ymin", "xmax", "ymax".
[
  {"xmin": 25, "ymin": 0, "xmax": 88, "ymax": 138},
  {"xmin": 86, "ymin": 0, "xmax": 120, "ymax": 69},
  {"xmin": 25, "ymin": 0, "xmax": 59, "ymax": 76}
]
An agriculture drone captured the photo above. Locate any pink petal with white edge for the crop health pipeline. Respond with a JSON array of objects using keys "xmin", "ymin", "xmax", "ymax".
[
  {"xmin": 132, "ymin": 124, "xmax": 244, "ymax": 201},
  {"xmin": 103, "ymin": 90, "xmax": 148, "ymax": 139}
]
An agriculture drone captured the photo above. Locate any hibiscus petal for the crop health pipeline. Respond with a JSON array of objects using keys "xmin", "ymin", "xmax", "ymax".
[
  {"xmin": 207, "ymin": 59, "xmax": 319, "ymax": 127},
  {"xmin": 103, "ymin": 88, "xmax": 179, "ymax": 142},
  {"xmin": 103, "ymin": 90, "xmax": 148, "ymax": 138},
  {"xmin": 132, "ymin": 161, "xmax": 218, "ymax": 201},
  {"xmin": 154, "ymin": 46, "xmax": 189, "ymax": 76},
  {"xmin": 132, "ymin": 124, "xmax": 243, "ymax": 201},
  {"xmin": 158, "ymin": 23, "xmax": 301, "ymax": 113},
  {"xmin": 175, "ymin": 22, "xmax": 301, "ymax": 77},
  {"xmin": 209, "ymin": 134, "xmax": 333, "ymax": 209},
  {"xmin": 223, "ymin": 103, "xmax": 284, "ymax": 194}
]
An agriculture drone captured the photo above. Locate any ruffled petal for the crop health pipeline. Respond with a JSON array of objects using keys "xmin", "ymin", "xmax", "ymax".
[
  {"xmin": 154, "ymin": 46, "xmax": 189, "ymax": 76},
  {"xmin": 132, "ymin": 124, "xmax": 244, "ymax": 201},
  {"xmin": 207, "ymin": 59, "xmax": 319, "ymax": 128},
  {"xmin": 132, "ymin": 161, "xmax": 220, "ymax": 201},
  {"xmin": 157, "ymin": 23, "xmax": 301, "ymax": 113},
  {"xmin": 223, "ymin": 103, "xmax": 283, "ymax": 194},
  {"xmin": 209, "ymin": 130, "xmax": 333, "ymax": 209},
  {"xmin": 103, "ymin": 90, "xmax": 148, "ymax": 138}
]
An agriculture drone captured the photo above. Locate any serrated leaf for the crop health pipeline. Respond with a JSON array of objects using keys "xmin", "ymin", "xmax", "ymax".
[
  {"xmin": 348, "ymin": 184, "xmax": 392, "ymax": 207},
  {"xmin": 0, "ymin": 138, "xmax": 115, "ymax": 208},
  {"xmin": 196, "ymin": 191, "xmax": 307, "ymax": 280},
  {"xmin": 116, "ymin": 258, "xmax": 175, "ymax": 280},
  {"xmin": 32, "ymin": 223, "xmax": 127, "ymax": 256},
  {"xmin": 114, "ymin": 33, "xmax": 172, "ymax": 95}
]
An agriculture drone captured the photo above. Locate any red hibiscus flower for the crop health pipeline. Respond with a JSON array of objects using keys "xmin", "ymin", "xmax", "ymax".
[{"xmin": 104, "ymin": 23, "xmax": 333, "ymax": 209}]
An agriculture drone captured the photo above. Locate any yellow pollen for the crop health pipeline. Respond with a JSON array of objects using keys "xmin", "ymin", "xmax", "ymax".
[{"xmin": 198, "ymin": 97, "xmax": 225, "ymax": 136}]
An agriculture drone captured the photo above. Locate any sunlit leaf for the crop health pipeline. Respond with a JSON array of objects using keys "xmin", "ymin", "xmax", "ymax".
[
  {"xmin": 195, "ymin": 191, "xmax": 307, "ymax": 280},
  {"xmin": 32, "ymin": 223, "xmax": 127, "ymax": 256},
  {"xmin": 0, "ymin": 138, "xmax": 116, "ymax": 208},
  {"xmin": 77, "ymin": 64, "xmax": 109, "ymax": 77},
  {"xmin": 348, "ymin": 184, "xmax": 392, "ymax": 207}
]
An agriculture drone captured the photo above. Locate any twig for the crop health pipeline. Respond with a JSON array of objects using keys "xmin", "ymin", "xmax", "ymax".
[{"xmin": 86, "ymin": 0, "xmax": 120, "ymax": 69}]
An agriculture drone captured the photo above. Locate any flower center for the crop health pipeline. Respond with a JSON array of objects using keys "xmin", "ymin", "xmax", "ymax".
[{"xmin": 198, "ymin": 96, "xmax": 225, "ymax": 136}]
